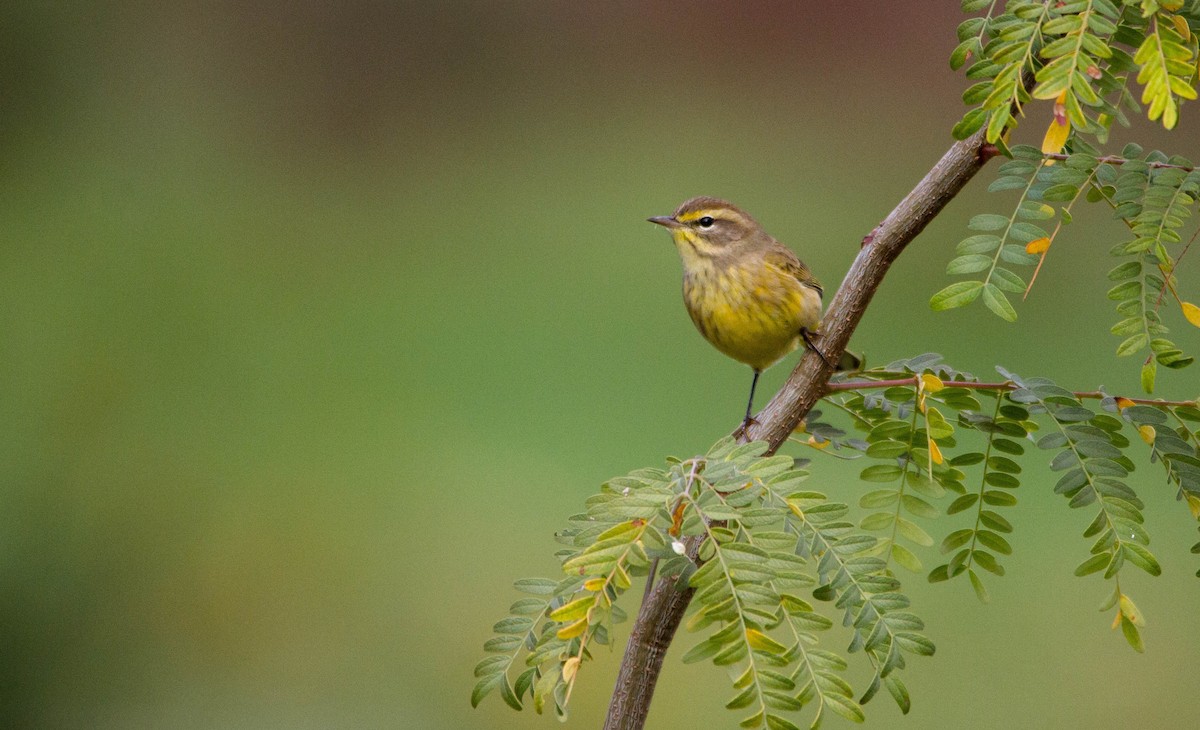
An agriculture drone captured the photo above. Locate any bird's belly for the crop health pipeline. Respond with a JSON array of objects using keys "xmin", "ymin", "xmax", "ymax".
[{"xmin": 684, "ymin": 268, "xmax": 821, "ymax": 372}]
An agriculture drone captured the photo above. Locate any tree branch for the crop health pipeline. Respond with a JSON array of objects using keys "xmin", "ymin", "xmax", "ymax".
[{"xmin": 602, "ymin": 125, "xmax": 1000, "ymax": 729}]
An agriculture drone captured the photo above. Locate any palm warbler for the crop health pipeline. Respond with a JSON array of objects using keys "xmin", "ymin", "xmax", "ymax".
[{"xmin": 649, "ymin": 196, "xmax": 842, "ymax": 428}]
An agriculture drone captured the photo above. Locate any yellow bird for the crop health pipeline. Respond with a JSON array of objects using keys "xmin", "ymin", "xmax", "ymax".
[{"xmin": 649, "ymin": 196, "xmax": 837, "ymax": 429}]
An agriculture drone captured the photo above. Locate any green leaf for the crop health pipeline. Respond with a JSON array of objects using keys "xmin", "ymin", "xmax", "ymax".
[
  {"xmin": 701, "ymin": 503, "xmax": 743, "ymax": 521},
  {"xmin": 891, "ymin": 543, "xmax": 923, "ymax": 572},
  {"xmin": 894, "ymin": 632, "xmax": 936, "ymax": 656},
  {"xmin": 499, "ymin": 672, "xmax": 523, "ymax": 711},
  {"xmin": 957, "ymin": 234, "xmax": 1002, "ymax": 255},
  {"xmin": 968, "ymin": 569, "xmax": 990, "ymax": 603},
  {"xmin": 977, "ymin": 530, "xmax": 1012, "ymax": 555},
  {"xmin": 991, "ymin": 267, "xmax": 1027, "ymax": 294},
  {"xmin": 947, "ymin": 493, "xmax": 979, "ymax": 515},
  {"xmin": 1116, "ymin": 333, "xmax": 1148, "ymax": 357},
  {"xmin": 983, "ymin": 490, "xmax": 1017, "ymax": 507},
  {"xmin": 982, "ymin": 283, "xmax": 1017, "ymax": 322},
  {"xmin": 484, "ymin": 635, "xmax": 524, "ymax": 653},
  {"xmin": 824, "ymin": 693, "xmax": 866, "ymax": 724},
  {"xmin": 941, "ymin": 528, "xmax": 974, "ymax": 553},
  {"xmin": 475, "ymin": 655, "xmax": 510, "ymax": 679},
  {"xmin": 725, "ymin": 685, "xmax": 756, "ymax": 710},
  {"xmin": 1074, "ymin": 553, "xmax": 1109, "ymax": 577},
  {"xmin": 953, "ymin": 107, "xmax": 989, "ymax": 138},
  {"xmin": 931, "ymin": 281, "xmax": 985, "ymax": 311},
  {"xmin": 765, "ymin": 713, "xmax": 803, "ymax": 730},
  {"xmin": 860, "ymin": 464, "xmax": 903, "ymax": 482},
  {"xmin": 895, "ymin": 516, "xmax": 934, "ymax": 547},
  {"xmin": 1121, "ymin": 614, "xmax": 1145, "ymax": 653},
  {"xmin": 972, "ymin": 550, "xmax": 1005, "ymax": 576},
  {"xmin": 860, "ymin": 489, "xmax": 900, "ymax": 508},
  {"xmin": 901, "ymin": 494, "xmax": 939, "ymax": 519},
  {"xmin": 1141, "ymin": 360, "xmax": 1156, "ymax": 393},
  {"xmin": 513, "ymin": 578, "xmax": 559, "ymax": 595},
  {"xmin": 946, "ymin": 254, "xmax": 993, "ymax": 274},
  {"xmin": 1123, "ymin": 543, "xmax": 1162, "ymax": 576},
  {"xmin": 492, "ymin": 616, "xmax": 535, "ymax": 635},
  {"xmin": 968, "ymin": 213, "xmax": 1010, "ymax": 231},
  {"xmin": 885, "ymin": 675, "xmax": 911, "ymax": 714},
  {"xmin": 471, "ymin": 673, "xmax": 505, "ymax": 708},
  {"xmin": 861, "ymin": 512, "xmax": 895, "ymax": 531}
]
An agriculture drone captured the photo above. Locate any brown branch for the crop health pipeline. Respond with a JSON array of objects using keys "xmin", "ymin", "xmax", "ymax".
[
  {"xmin": 824, "ymin": 376, "xmax": 1198, "ymax": 407},
  {"xmin": 602, "ymin": 124, "xmax": 1000, "ymax": 730}
]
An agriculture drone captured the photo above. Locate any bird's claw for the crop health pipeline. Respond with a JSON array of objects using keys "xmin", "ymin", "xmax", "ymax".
[{"xmin": 734, "ymin": 415, "xmax": 760, "ymax": 440}]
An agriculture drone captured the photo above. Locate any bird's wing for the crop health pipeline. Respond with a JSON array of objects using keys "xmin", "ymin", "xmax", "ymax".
[{"xmin": 763, "ymin": 244, "xmax": 823, "ymax": 299}]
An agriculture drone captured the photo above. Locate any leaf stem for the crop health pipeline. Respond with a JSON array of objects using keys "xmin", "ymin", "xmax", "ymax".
[
  {"xmin": 1038, "ymin": 152, "xmax": 1195, "ymax": 171},
  {"xmin": 823, "ymin": 377, "xmax": 1197, "ymax": 407}
]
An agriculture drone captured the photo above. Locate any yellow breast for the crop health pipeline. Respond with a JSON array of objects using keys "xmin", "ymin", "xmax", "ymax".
[{"xmin": 682, "ymin": 262, "xmax": 822, "ymax": 372}]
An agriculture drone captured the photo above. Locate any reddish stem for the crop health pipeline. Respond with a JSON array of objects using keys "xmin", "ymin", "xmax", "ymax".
[{"xmin": 824, "ymin": 377, "xmax": 1197, "ymax": 407}]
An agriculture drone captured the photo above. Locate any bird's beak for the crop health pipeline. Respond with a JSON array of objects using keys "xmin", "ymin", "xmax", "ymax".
[{"xmin": 647, "ymin": 215, "xmax": 681, "ymax": 229}]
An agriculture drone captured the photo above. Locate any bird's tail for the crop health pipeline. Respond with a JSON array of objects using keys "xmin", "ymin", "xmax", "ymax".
[{"xmin": 800, "ymin": 330, "xmax": 864, "ymax": 372}]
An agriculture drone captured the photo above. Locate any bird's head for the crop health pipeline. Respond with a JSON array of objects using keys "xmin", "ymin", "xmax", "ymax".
[{"xmin": 648, "ymin": 197, "xmax": 765, "ymax": 261}]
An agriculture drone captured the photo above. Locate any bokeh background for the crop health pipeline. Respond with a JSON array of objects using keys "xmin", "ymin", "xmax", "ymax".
[{"xmin": 3, "ymin": 2, "xmax": 1199, "ymax": 728}]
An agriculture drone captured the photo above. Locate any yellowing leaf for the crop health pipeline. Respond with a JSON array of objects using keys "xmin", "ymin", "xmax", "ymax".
[
  {"xmin": 1180, "ymin": 492, "xmax": 1200, "ymax": 521},
  {"xmin": 1172, "ymin": 13, "xmax": 1191, "ymax": 41},
  {"xmin": 1182, "ymin": 301, "xmax": 1200, "ymax": 327},
  {"xmin": 1138, "ymin": 424, "xmax": 1156, "ymax": 444},
  {"xmin": 556, "ymin": 618, "xmax": 588, "ymax": 640},
  {"xmin": 1114, "ymin": 397, "xmax": 1136, "ymax": 411},
  {"xmin": 1026, "ymin": 237, "xmax": 1051, "ymax": 254},
  {"xmin": 1119, "ymin": 594, "xmax": 1145, "ymax": 628},
  {"xmin": 583, "ymin": 577, "xmax": 606, "ymax": 592},
  {"xmin": 1042, "ymin": 118, "xmax": 1070, "ymax": 155},
  {"xmin": 1185, "ymin": 493, "xmax": 1200, "ymax": 520},
  {"xmin": 745, "ymin": 628, "xmax": 788, "ymax": 654},
  {"xmin": 550, "ymin": 595, "xmax": 595, "ymax": 623},
  {"xmin": 1042, "ymin": 93, "xmax": 1071, "ymax": 156},
  {"xmin": 929, "ymin": 439, "xmax": 944, "ymax": 465},
  {"xmin": 920, "ymin": 373, "xmax": 945, "ymax": 392},
  {"xmin": 807, "ymin": 435, "xmax": 829, "ymax": 450},
  {"xmin": 562, "ymin": 656, "xmax": 581, "ymax": 683}
]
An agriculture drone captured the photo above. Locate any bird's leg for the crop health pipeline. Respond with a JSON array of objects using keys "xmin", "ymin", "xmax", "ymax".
[
  {"xmin": 738, "ymin": 369, "xmax": 762, "ymax": 435},
  {"xmin": 800, "ymin": 329, "xmax": 834, "ymax": 368}
]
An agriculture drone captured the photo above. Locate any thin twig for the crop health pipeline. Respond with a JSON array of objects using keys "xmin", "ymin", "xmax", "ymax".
[
  {"xmin": 1153, "ymin": 224, "xmax": 1200, "ymax": 311},
  {"xmin": 824, "ymin": 376, "xmax": 1198, "ymax": 407},
  {"xmin": 978, "ymin": 144, "xmax": 1196, "ymax": 172},
  {"xmin": 1038, "ymin": 150, "xmax": 1195, "ymax": 171}
]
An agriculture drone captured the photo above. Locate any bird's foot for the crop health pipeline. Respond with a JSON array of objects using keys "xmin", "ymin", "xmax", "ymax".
[{"xmin": 734, "ymin": 415, "xmax": 760, "ymax": 440}]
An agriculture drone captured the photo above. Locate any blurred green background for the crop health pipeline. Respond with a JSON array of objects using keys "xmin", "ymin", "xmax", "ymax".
[{"xmin": 3, "ymin": 3, "xmax": 1199, "ymax": 728}]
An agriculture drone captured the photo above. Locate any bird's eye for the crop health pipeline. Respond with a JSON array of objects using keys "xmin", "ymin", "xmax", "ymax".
[{"xmin": 698, "ymin": 216, "xmax": 715, "ymax": 228}]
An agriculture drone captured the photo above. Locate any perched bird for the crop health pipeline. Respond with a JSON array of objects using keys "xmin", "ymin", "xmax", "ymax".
[{"xmin": 649, "ymin": 196, "xmax": 847, "ymax": 429}]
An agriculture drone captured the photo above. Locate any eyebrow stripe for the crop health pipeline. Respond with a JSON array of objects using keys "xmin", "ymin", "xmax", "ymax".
[{"xmin": 677, "ymin": 209, "xmax": 743, "ymax": 225}]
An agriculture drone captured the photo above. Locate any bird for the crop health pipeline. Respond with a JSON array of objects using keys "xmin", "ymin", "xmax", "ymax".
[{"xmin": 649, "ymin": 196, "xmax": 848, "ymax": 431}]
